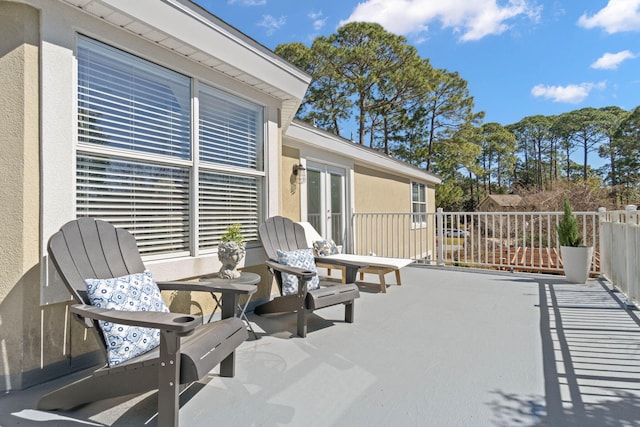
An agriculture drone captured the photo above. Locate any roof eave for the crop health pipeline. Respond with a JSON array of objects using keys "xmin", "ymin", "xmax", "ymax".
[
  {"xmin": 60, "ymin": 0, "xmax": 311, "ymax": 127},
  {"xmin": 285, "ymin": 121, "xmax": 442, "ymax": 185}
]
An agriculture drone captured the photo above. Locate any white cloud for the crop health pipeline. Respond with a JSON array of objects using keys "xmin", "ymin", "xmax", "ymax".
[
  {"xmin": 258, "ymin": 14, "xmax": 286, "ymax": 36},
  {"xmin": 309, "ymin": 11, "xmax": 328, "ymax": 31},
  {"xmin": 531, "ymin": 81, "xmax": 606, "ymax": 104},
  {"xmin": 578, "ymin": 0, "xmax": 640, "ymax": 33},
  {"xmin": 591, "ymin": 50, "xmax": 637, "ymax": 70},
  {"xmin": 339, "ymin": 0, "xmax": 541, "ymax": 42}
]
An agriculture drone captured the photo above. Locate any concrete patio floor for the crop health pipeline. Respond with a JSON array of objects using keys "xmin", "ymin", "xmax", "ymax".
[{"xmin": 2, "ymin": 265, "xmax": 640, "ymax": 426}]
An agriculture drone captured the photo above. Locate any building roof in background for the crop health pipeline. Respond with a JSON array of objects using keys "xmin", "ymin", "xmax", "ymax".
[{"xmin": 479, "ymin": 194, "xmax": 523, "ymax": 209}]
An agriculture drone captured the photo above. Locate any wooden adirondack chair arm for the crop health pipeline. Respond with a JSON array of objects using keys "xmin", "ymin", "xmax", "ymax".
[
  {"xmin": 70, "ymin": 304, "xmax": 201, "ymax": 335},
  {"xmin": 156, "ymin": 280, "xmax": 256, "ymax": 295},
  {"xmin": 314, "ymin": 258, "xmax": 364, "ymax": 284},
  {"xmin": 264, "ymin": 260, "xmax": 317, "ymax": 280}
]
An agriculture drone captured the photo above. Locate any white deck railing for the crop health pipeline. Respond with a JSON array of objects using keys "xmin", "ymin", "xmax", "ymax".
[
  {"xmin": 351, "ymin": 209, "xmax": 601, "ymax": 275},
  {"xmin": 351, "ymin": 206, "xmax": 640, "ymax": 307},
  {"xmin": 598, "ymin": 205, "xmax": 640, "ymax": 307}
]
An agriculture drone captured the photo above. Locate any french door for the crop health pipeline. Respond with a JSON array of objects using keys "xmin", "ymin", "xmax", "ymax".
[{"xmin": 305, "ymin": 163, "xmax": 346, "ymax": 246}]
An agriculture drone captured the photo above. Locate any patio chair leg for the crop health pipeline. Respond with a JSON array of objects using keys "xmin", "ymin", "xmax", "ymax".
[
  {"xmin": 158, "ymin": 330, "xmax": 181, "ymax": 427},
  {"xmin": 297, "ymin": 308, "xmax": 308, "ymax": 337},
  {"xmin": 344, "ymin": 266, "xmax": 358, "ymax": 284},
  {"xmin": 345, "ymin": 301, "xmax": 355, "ymax": 323}
]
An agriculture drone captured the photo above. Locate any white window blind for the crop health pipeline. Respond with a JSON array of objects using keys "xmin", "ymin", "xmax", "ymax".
[
  {"xmin": 199, "ymin": 85, "xmax": 263, "ymax": 170},
  {"xmin": 198, "ymin": 172, "xmax": 260, "ymax": 250},
  {"xmin": 76, "ymin": 36, "xmax": 265, "ymax": 258},
  {"xmin": 77, "ymin": 36, "xmax": 191, "ymax": 159},
  {"xmin": 77, "ymin": 155, "xmax": 190, "ymax": 255}
]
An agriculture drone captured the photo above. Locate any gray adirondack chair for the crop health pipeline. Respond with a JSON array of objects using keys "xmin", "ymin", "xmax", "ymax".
[
  {"xmin": 256, "ymin": 216, "xmax": 361, "ymax": 337},
  {"xmin": 38, "ymin": 218, "xmax": 249, "ymax": 427}
]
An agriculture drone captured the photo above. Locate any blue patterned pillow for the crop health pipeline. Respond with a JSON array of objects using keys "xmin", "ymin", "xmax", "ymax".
[
  {"xmin": 85, "ymin": 271, "xmax": 170, "ymax": 366},
  {"xmin": 277, "ymin": 248, "xmax": 320, "ymax": 296}
]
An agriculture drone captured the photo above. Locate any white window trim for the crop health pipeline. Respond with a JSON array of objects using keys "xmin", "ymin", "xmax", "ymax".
[{"xmin": 411, "ymin": 181, "xmax": 428, "ymax": 230}]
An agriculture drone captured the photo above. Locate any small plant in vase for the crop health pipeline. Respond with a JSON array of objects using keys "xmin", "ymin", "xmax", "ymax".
[
  {"xmin": 218, "ymin": 223, "xmax": 245, "ymax": 279},
  {"xmin": 557, "ymin": 197, "xmax": 593, "ymax": 284},
  {"xmin": 557, "ymin": 197, "xmax": 582, "ymax": 247}
]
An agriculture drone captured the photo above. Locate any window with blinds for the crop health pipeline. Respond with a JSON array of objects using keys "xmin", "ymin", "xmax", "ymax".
[
  {"xmin": 198, "ymin": 172, "xmax": 260, "ymax": 250},
  {"xmin": 199, "ymin": 85, "xmax": 262, "ymax": 170},
  {"xmin": 76, "ymin": 36, "xmax": 264, "ymax": 258},
  {"xmin": 412, "ymin": 182, "xmax": 427, "ymax": 227},
  {"xmin": 77, "ymin": 37, "xmax": 191, "ymax": 159},
  {"xmin": 76, "ymin": 155, "xmax": 190, "ymax": 255}
]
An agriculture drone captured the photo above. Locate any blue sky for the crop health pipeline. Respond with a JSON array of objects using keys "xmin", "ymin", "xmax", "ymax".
[{"xmin": 197, "ymin": 0, "xmax": 640, "ymax": 129}]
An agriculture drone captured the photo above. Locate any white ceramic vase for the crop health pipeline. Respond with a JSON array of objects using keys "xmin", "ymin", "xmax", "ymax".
[{"xmin": 560, "ymin": 245, "xmax": 594, "ymax": 284}]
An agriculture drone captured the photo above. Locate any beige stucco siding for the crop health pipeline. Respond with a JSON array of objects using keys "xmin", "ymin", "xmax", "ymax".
[
  {"xmin": 0, "ymin": 2, "xmax": 67, "ymax": 390},
  {"xmin": 354, "ymin": 165, "xmax": 409, "ymax": 213},
  {"xmin": 352, "ymin": 165, "xmax": 436, "ymax": 259},
  {"xmin": 281, "ymin": 145, "xmax": 302, "ymax": 221},
  {"xmin": 0, "ymin": 1, "xmax": 40, "ymax": 305},
  {"xmin": 0, "ymin": 2, "xmax": 102, "ymax": 392}
]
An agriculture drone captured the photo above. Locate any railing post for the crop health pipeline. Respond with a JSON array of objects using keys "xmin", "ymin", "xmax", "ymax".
[
  {"xmin": 625, "ymin": 205, "xmax": 637, "ymax": 305},
  {"xmin": 597, "ymin": 207, "xmax": 607, "ymax": 278},
  {"xmin": 436, "ymin": 207, "xmax": 444, "ymax": 266}
]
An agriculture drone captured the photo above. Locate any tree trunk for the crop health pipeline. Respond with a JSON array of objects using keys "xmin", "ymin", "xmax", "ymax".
[
  {"xmin": 426, "ymin": 101, "xmax": 437, "ymax": 172},
  {"xmin": 582, "ymin": 136, "xmax": 588, "ymax": 182},
  {"xmin": 358, "ymin": 95, "xmax": 366, "ymax": 144}
]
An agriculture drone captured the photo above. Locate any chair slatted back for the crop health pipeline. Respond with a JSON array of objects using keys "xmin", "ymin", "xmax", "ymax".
[
  {"xmin": 48, "ymin": 218, "xmax": 146, "ymax": 305},
  {"xmin": 259, "ymin": 216, "xmax": 310, "ymax": 260}
]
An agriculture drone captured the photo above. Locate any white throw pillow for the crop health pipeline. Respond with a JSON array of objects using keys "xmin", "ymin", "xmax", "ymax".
[{"xmin": 85, "ymin": 271, "xmax": 169, "ymax": 366}]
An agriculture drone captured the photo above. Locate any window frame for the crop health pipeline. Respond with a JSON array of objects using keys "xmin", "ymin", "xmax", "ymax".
[
  {"xmin": 75, "ymin": 35, "xmax": 267, "ymax": 261},
  {"xmin": 411, "ymin": 181, "xmax": 428, "ymax": 229}
]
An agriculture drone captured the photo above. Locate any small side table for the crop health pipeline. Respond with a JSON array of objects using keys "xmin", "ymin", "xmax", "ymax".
[
  {"xmin": 199, "ymin": 272, "xmax": 260, "ymax": 340},
  {"xmin": 170, "ymin": 272, "xmax": 259, "ymax": 378}
]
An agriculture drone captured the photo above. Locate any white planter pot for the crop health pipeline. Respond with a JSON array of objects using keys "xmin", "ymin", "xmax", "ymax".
[{"xmin": 560, "ymin": 245, "xmax": 594, "ymax": 284}]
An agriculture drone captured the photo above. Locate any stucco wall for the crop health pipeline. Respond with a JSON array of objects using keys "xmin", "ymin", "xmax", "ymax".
[
  {"xmin": 281, "ymin": 145, "xmax": 302, "ymax": 221},
  {"xmin": 353, "ymin": 164, "xmax": 436, "ymax": 260},
  {"xmin": 0, "ymin": 2, "xmax": 89, "ymax": 391},
  {"xmin": 354, "ymin": 163, "xmax": 437, "ymax": 215},
  {"xmin": 354, "ymin": 165, "xmax": 409, "ymax": 213}
]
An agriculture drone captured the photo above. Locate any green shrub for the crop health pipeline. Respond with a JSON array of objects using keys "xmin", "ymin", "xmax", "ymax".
[{"xmin": 557, "ymin": 197, "xmax": 582, "ymax": 247}]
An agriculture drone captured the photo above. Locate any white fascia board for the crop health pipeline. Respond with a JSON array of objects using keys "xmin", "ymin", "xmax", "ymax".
[
  {"xmin": 285, "ymin": 121, "xmax": 442, "ymax": 185},
  {"xmin": 92, "ymin": 0, "xmax": 310, "ymax": 102}
]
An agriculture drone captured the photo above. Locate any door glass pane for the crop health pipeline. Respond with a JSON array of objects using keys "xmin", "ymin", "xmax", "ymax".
[
  {"xmin": 330, "ymin": 173, "xmax": 343, "ymax": 245},
  {"xmin": 306, "ymin": 169, "xmax": 322, "ymax": 233}
]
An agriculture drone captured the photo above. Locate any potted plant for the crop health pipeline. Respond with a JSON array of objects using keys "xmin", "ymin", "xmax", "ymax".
[
  {"xmin": 557, "ymin": 197, "xmax": 593, "ymax": 284},
  {"xmin": 218, "ymin": 223, "xmax": 245, "ymax": 279}
]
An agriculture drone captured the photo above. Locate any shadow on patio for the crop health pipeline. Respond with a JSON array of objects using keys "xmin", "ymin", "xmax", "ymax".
[
  {"xmin": 2, "ymin": 266, "xmax": 640, "ymax": 426},
  {"xmin": 489, "ymin": 277, "xmax": 640, "ymax": 427}
]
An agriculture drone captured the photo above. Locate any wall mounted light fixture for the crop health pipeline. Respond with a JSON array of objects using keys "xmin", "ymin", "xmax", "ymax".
[{"xmin": 292, "ymin": 163, "xmax": 306, "ymax": 184}]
